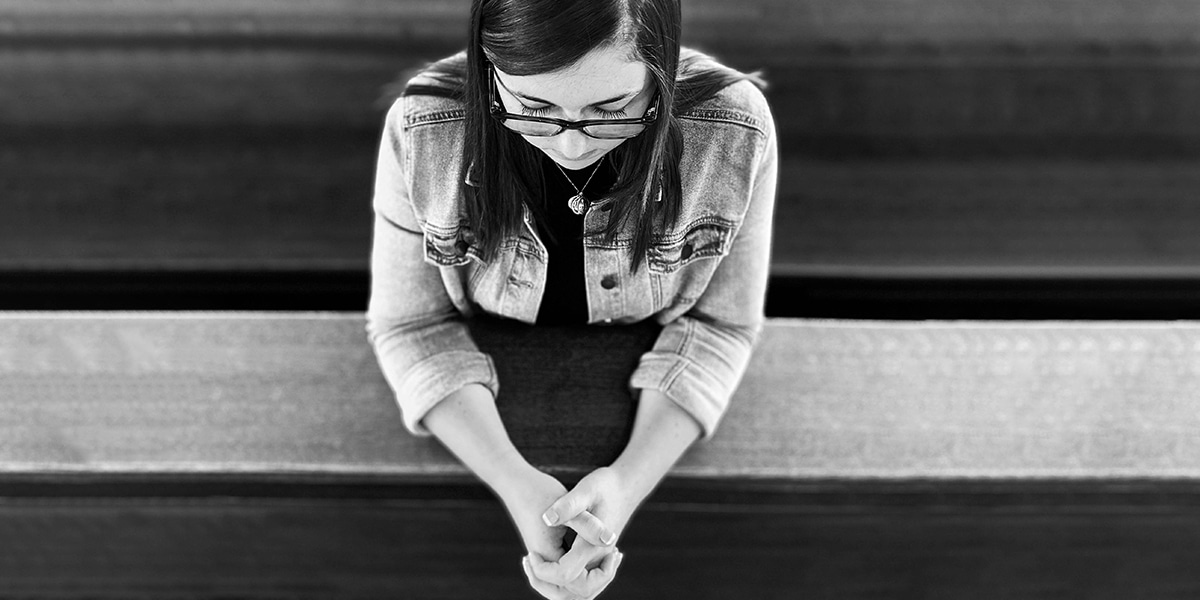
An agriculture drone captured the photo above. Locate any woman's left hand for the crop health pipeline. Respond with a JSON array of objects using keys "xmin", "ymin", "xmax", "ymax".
[
  {"xmin": 530, "ymin": 467, "xmax": 637, "ymax": 592},
  {"xmin": 523, "ymin": 548, "xmax": 622, "ymax": 600}
]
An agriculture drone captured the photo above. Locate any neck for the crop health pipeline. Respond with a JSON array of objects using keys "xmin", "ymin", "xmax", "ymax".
[{"xmin": 554, "ymin": 155, "xmax": 605, "ymax": 194}]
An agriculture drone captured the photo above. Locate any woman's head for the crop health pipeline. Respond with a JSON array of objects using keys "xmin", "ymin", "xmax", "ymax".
[
  {"xmin": 470, "ymin": 0, "xmax": 679, "ymax": 169},
  {"xmin": 489, "ymin": 45, "xmax": 656, "ymax": 170}
]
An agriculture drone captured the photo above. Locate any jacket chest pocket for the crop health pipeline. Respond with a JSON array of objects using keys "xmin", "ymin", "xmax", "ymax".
[{"xmin": 647, "ymin": 217, "xmax": 736, "ymax": 274}]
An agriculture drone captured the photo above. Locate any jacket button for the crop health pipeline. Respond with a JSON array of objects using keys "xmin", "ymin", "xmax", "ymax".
[
  {"xmin": 454, "ymin": 240, "xmax": 469, "ymax": 256},
  {"xmin": 600, "ymin": 275, "xmax": 618, "ymax": 290},
  {"xmin": 680, "ymin": 243, "xmax": 693, "ymax": 260}
]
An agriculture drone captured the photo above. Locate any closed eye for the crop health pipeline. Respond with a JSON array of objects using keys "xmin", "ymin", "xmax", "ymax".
[
  {"xmin": 518, "ymin": 104, "xmax": 629, "ymax": 119},
  {"xmin": 518, "ymin": 105, "xmax": 553, "ymax": 117},
  {"xmin": 594, "ymin": 106, "xmax": 629, "ymax": 119}
]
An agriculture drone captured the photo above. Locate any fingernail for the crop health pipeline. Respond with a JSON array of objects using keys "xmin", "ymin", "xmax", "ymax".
[
  {"xmin": 542, "ymin": 510, "xmax": 558, "ymax": 526},
  {"xmin": 601, "ymin": 530, "xmax": 616, "ymax": 545}
]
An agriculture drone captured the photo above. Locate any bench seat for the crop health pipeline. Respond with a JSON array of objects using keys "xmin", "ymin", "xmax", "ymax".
[
  {"xmin": 3, "ymin": 313, "xmax": 1200, "ymax": 597},
  {"xmin": 5, "ymin": 313, "xmax": 1200, "ymax": 481}
]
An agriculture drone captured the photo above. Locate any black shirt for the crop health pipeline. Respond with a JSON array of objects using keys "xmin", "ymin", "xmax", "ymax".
[{"xmin": 534, "ymin": 154, "xmax": 617, "ymax": 326}]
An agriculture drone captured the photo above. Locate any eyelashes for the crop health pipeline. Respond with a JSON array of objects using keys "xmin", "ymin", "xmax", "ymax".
[
  {"xmin": 518, "ymin": 105, "xmax": 553, "ymax": 117},
  {"xmin": 519, "ymin": 105, "xmax": 629, "ymax": 119}
]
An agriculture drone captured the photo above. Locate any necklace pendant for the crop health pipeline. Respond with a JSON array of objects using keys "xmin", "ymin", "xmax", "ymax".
[{"xmin": 568, "ymin": 194, "xmax": 588, "ymax": 215}]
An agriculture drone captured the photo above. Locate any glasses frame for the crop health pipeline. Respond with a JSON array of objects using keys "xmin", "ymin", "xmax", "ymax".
[{"xmin": 488, "ymin": 65, "xmax": 659, "ymax": 139}]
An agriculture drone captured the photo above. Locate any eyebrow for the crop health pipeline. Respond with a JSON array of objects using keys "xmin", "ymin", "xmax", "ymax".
[{"xmin": 495, "ymin": 75, "xmax": 639, "ymax": 108}]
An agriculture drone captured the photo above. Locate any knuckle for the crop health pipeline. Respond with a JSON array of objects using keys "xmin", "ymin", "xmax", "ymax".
[{"xmin": 579, "ymin": 525, "xmax": 602, "ymax": 542}]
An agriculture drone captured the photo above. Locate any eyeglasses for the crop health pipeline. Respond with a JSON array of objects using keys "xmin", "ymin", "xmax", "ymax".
[{"xmin": 488, "ymin": 65, "xmax": 659, "ymax": 140}]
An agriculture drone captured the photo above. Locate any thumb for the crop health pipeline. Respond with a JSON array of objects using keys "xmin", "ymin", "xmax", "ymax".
[
  {"xmin": 544, "ymin": 489, "xmax": 617, "ymax": 548},
  {"xmin": 542, "ymin": 487, "xmax": 591, "ymax": 527},
  {"xmin": 564, "ymin": 510, "xmax": 617, "ymax": 547}
]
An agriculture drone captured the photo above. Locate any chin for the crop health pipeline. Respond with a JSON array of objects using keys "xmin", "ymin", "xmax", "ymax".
[{"xmin": 546, "ymin": 151, "xmax": 606, "ymax": 170}]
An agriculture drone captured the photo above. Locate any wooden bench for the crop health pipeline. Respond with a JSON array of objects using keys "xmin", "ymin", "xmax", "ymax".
[
  {"xmin": 6, "ymin": 0, "xmax": 1200, "ymax": 316},
  {"xmin": 3, "ymin": 312, "xmax": 1200, "ymax": 598}
]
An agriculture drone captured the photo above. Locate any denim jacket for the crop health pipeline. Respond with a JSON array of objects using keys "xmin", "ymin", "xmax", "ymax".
[{"xmin": 367, "ymin": 52, "xmax": 778, "ymax": 440}]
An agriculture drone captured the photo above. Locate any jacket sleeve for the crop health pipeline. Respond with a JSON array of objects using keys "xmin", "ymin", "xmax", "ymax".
[
  {"xmin": 629, "ymin": 98, "xmax": 779, "ymax": 440},
  {"xmin": 365, "ymin": 97, "xmax": 498, "ymax": 436}
]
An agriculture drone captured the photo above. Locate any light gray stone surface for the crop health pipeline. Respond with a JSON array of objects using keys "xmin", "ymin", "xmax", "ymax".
[{"xmin": 3, "ymin": 313, "xmax": 1200, "ymax": 481}]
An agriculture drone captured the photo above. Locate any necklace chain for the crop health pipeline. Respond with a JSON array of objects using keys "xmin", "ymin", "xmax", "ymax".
[{"xmin": 552, "ymin": 156, "xmax": 605, "ymax": 215}]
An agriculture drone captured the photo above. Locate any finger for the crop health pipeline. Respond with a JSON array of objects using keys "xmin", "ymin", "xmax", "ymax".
[
  {"xmin": 543, "ymin": 487, "xmax": 591, "ymax": 527},
  {"xmin": 532, "ymin": 539, "xmax": 609, "ymax": 586},
  {"xmin": 531, "ymin": 528, "xmax": 567, "ymax": 564},
  {"xmin": 523, "ymin": 555, "xmax": 571, "ymax": 600},
  {"xmin": 530, "ymin": 547, "xmax": 587, "ymax": 585},
  {"xmin": 569, "ymin": 550, "xmax": 623, "ymax": 600},
  {"xmin": 563, "ymin": 509, "xmax": 617, "ymax": 547}
]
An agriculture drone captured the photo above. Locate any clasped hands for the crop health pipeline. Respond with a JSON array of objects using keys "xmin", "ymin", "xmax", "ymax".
[{"xmin": 505, "ymin": 467, "xmax": 631, "ymax": 600}]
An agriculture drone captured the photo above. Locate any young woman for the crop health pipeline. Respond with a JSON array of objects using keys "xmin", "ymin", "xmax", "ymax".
[{"xmin": 367, "ymin": 0, "xmax": 777, "ymax": 597}]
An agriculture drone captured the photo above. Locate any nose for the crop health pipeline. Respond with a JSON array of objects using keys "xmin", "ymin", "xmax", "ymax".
[{"xmin": 553, "ymin": 129, "xmax": 593, "ymax": 160}]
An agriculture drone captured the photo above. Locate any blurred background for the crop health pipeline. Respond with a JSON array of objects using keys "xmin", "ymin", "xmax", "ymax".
[
  {"xmin": 6, "ymin": 0, "xmax": 1200, "ymax": 318},
  {"xmin": 7, "ymin": 3, "xmax": 1200, "ymax": 598}
]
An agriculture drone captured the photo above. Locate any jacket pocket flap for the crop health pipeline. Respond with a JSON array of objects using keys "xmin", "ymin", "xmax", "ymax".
[{"xmin": 648, "ymin": 217, "xmax": 735, "ymax": 274}]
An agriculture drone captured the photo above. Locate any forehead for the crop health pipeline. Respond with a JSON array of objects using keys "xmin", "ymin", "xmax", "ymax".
[{"xmin": 495, "ymin": 45, "xmax": 650, "ymax": 106}]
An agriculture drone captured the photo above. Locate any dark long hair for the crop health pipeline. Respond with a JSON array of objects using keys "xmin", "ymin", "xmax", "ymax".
[{"xmin": 398, "ymin": 0, "xmax": 765, "ymax": 272}]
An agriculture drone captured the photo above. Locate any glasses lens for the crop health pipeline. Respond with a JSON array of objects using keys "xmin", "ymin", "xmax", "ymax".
[
  {"xmin": 583, "ymin": 123, "xmax": 647, "ymax": 139},
  {"xmin": 502, "ymin": 119, "xmax": 562, "ymax": 137}
]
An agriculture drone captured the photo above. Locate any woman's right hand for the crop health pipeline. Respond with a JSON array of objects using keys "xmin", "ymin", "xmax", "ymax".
[{"xmin": 499, "ymin": 467, "xmax": 574, "ymax": 562}]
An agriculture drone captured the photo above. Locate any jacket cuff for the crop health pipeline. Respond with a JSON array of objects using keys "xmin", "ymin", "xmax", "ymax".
[
  {"xmin": 629, "ymin": 352, "xmax": 730, "ymax": 441},
  {"xmin": 629, "ymin": 316, "xmax": 759, "ymax": 440},
  {"xmin": 396, "ymin": 350, "xmax": 499, "ymax": 436}
]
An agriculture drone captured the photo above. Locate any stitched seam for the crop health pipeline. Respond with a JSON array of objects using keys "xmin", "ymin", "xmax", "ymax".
[
  {"xmin": 406, "ymin": 109, "xmax": 467, "ymax": 127},
  {"xmin": 421, "ymin": 220, "xmax": 471, "ymax": 237},
  {"xmin": 662, "ymin": 356, "xmax": 691, "ymax": 392},
  {"xmin": 679, "ymin": 111, "xmax": 765, "ymax": 135},
  {"xmin": 584, "ymin": 237, "xmax": 635, "ymax": 250},
  {"xmin": 659, "ymin": 320, "xmax": 698, "ymax": 392},
  {"xmin": 653, "ymin": 215, "xmax": 737, "ymax": 246}
]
